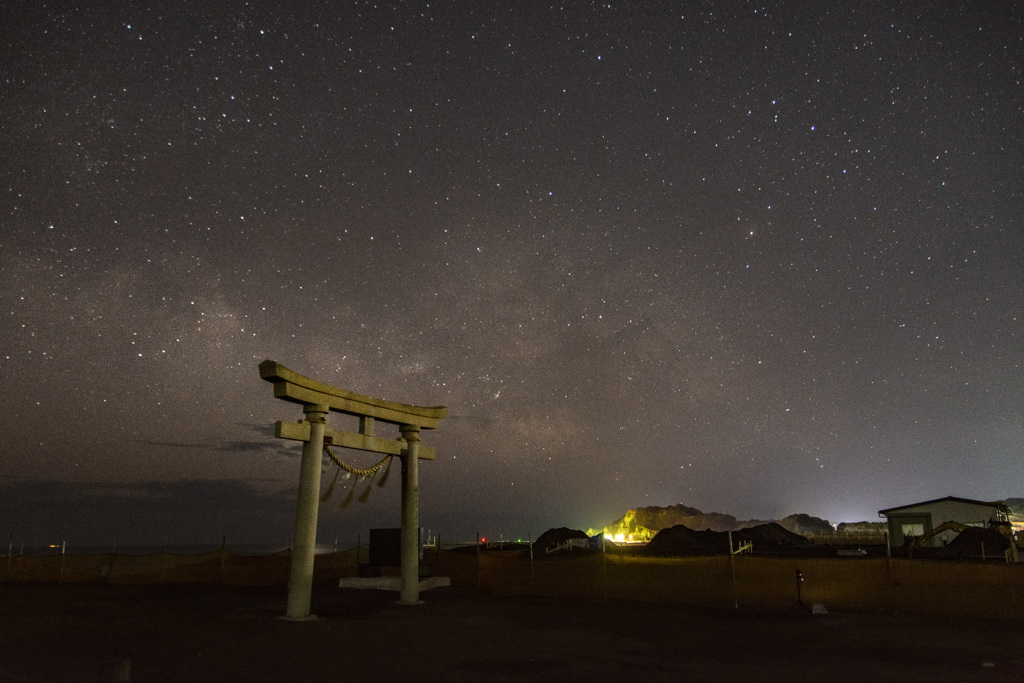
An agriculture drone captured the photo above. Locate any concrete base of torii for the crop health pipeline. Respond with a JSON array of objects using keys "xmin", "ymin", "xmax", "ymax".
[{"xmin": 338, "ymin": 576, "xmax": 452, "ymax": 592}]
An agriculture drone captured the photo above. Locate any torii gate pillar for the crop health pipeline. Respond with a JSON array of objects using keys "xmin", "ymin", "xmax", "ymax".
[
  {"xmin": 285, "ymin": 402, "xmax": 328, "ymax": 620},
  {"xmin": 399, "ymin": 425, "xmax": 421, "ymax": 605},
  {"xmin": 259, "ymin": 360, "xmax": 447, "ymax": 618}
]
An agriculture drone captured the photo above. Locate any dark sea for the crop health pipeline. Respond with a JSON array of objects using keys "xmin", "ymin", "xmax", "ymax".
[{"xmin": 7, "ymin": 542, "xmax": 352, "ymax": 557}]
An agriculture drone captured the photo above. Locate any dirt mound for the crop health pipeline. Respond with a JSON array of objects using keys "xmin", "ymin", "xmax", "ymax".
[
  {"xmin": 774, "ymin": 513, "xmax": 834, "ymax": 535},
  {"xmin": 734, "ymin": 523, "xmax": 815, "ymax": 547},
  {"xmin": 532, "ymin": 527, "xmax": 590, "ymax": 555},
  {"xmin": 645, "ymin": 525, "xmax": 729, "ymax": 555},
  {"xmin": 645, "ymin": 523, "xmax": 813, "ymax": 556},
  {"xmin": 935, "ymin": 526, "xmax": 1012, "ymax": 559}
]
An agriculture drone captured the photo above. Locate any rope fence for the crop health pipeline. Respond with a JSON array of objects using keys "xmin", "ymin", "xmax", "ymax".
[
  {"xmin": 0, "ymin": 548, "xmax": 361, "ymax": 586},
  {"xmin": 4, "ymin": 544, "xmax": 1022, "ymax": 619},
  {"xmin": 425, "ymin": 547, "xmax": 1024, "ymax": 619}
]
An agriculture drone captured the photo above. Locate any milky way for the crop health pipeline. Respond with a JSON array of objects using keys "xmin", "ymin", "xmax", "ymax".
[{"xmin": 2, "ymin": 3, "xmax": 1021, "ymax": 546}]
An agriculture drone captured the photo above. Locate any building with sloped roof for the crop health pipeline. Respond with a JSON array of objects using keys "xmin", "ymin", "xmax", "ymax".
[{"xmin": 879, "ymin": 496, "xmax": 1011, "ymax": 547}]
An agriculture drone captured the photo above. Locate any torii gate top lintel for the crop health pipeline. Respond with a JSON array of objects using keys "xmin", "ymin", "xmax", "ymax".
[{"xmin": 259, "ymin": 359, "xmax": 448, "ymax": 429}]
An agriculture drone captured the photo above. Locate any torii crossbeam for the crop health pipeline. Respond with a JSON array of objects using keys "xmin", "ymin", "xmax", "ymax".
[{"xmin": 259, "ymin": 360, "xmax": 448, "ymax": 617}]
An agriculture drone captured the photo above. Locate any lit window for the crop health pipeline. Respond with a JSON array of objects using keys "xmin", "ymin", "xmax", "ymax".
[{"xmin": 901, "ymin": 524, "xmax": 924, "ymax": 537}]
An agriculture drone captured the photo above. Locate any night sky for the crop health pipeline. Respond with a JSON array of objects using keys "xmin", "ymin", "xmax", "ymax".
[{"xmin": 2, "ymin": 2, "xmax": 1022, "ymax": 548}]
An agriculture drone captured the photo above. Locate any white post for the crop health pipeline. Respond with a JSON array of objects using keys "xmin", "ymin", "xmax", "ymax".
[
  {"xmin": 399, "ymin": 424, "xmax": 421, "ymax": 604},
  {"xmin": 283, "ymin": 403, "xmax": 328, "ymax": 620}
]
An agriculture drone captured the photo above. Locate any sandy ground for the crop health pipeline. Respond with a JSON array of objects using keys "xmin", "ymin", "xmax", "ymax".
[{"xmin": 1, "ymin": 581, "xmax": 1022, "ymax": 682}]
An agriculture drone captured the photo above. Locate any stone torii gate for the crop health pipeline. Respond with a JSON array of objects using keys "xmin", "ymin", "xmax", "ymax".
[{"xmin": 259, "ymin": 360, "xmax": 447, "ymax": 618}]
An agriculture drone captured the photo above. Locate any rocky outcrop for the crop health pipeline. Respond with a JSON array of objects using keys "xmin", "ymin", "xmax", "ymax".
[{"xmin": 589, "ymin": 504, "xmax": 833, "ymax": 539}]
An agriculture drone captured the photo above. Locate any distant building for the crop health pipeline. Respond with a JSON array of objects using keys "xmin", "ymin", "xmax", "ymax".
[{"xmin": 879, "ymin": 496, "xmax": 1011, "ymax": 547}]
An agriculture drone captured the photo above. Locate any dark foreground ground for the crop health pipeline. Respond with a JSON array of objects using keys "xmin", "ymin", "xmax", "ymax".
[{"xmin": 1, "ymin": 581, "xmax": 1021, "ymax": 682}]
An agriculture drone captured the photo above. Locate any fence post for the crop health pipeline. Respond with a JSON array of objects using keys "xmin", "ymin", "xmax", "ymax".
[
  {"xmin": 729, "ymin": 531, "xmax": 738, "ymax": 609},
  {"xmin": 601, "ymin": 534, "xmax": 608, "ymax": 601},
  {"xmin": 435, "ymin": 533, "xmax": 441, "ymax": 575},
  {"xmin": 529, "ymin": 532, "xmax": 534, "ymax": 582}
]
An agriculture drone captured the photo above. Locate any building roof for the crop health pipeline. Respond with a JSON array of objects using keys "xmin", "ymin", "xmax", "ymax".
[{"xmin": 879, "ymin": 496, "xmax": 1010, "ymax": 516}]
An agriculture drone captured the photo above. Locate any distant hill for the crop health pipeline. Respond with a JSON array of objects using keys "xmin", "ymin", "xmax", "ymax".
[
  {"xmin": 587, "ymin": 504, "xmax": 836, "ymax": 541},
  {"xmin": 836, "ymin": 521, "xmax": 886, "ymax": 533}
]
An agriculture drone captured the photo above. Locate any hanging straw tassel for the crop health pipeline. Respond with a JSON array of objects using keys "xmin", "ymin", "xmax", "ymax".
[
  {"xmin": 321, "ymin": 466, "xmax": 341, "ymax": 502},
  {"xmin": 340, "ymin": 478, "xmax": 358, "ymax": 509},
  {"xmin": 376, "ymin": 456, "xmax": 394, "ymax": 488},
  {"xmin": 357, "ymin": 469, "xmax": 378, "ymax": 503}
]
